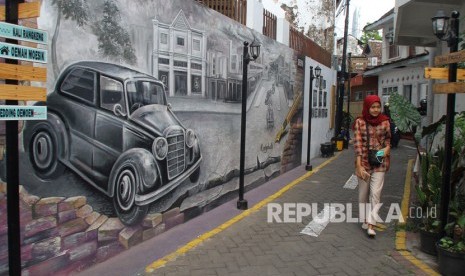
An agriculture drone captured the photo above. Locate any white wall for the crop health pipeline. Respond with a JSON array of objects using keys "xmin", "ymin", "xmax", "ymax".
[
  {"xmin": 302, "ymin": 56, "xmax": 336, "ymax": 163},
  {"xmin": 377, "ymin": 66, "xmax": 427, "ymax": 107}
]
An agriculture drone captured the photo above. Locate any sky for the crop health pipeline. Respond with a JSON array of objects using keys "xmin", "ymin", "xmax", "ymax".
[
  {"xmin": 262, "ymin": 0, "xmax": 395, "ymax": 39},
  {"xmin": 335, "ymin": 0, "xmax": 396, "ymax": 38}
]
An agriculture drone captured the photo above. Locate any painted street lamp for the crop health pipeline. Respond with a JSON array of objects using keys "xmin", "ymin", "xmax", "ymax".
[
  {"xmin": 306, "ymin": 65, "xmax": 321, "ymax": 171},
  {"xmin": 431, "ymin": 10, "xmax": 460, "ymax": 236},
  {"xmin": 237, "ymin": 40, "xmax": 260, "ymax": 210}
]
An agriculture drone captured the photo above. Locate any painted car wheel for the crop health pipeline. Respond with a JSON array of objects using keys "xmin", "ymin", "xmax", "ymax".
[
  {"xmin": 112, "ymin": 161, "xmax": 148, "ymax": 225},
  {"xmin": 28, "ymin": 123, "xmax": 65, "ymax": 180}
]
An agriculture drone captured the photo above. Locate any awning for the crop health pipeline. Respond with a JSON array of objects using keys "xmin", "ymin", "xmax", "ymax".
[{"xmin": 394, "ymin": 0, "xmax": 462, "ymax": 47}]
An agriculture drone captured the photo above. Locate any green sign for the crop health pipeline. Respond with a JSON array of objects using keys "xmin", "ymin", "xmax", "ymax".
[
  {"xmin": 0, "ymin": 42, "xmax": 47, "ymax": 63},
  {"xmin": 0, "ymin": 106, "xmax": 47, "ymax": 121},
  {"xmin": 0, "ymin": 22, "xmax": 48, "ymax": 44}
]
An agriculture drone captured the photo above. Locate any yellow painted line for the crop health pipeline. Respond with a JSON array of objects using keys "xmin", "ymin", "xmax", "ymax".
[
  {"xmin": 395, "ymin": 159, "xmax": 440, "ymax": 276},
  {"xmin": 145, "ymin": 153, "xmax": 342, "ymax": 273}
]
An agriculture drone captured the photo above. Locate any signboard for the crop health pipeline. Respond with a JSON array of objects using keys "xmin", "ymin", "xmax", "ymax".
[
  {"xmin": 434, "ymin": 50, "xmax": 465, "ymax": 66},
  {"xmin": 0, "ymin": 22, "xmax": 47, "ymax": 44},
  {"xmin": 424, "ymin": 67, "xmax": 465, "ymax": 80},
  {"xmin": 0, "ymin": 105, "xmax": 47, "ymax": 120},
  {"xmin": 0, "ymin": 2, "xmax": 41, "ymax": 21},
  {"xmin": 433, "ymin": 83, "xmax": 465, "ymax": 94},
  {"xmin": 0, "ymin": 41, "xmax": 47, "ymax": 63}
]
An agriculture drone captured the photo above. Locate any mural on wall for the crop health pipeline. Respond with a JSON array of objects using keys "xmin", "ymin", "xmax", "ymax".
[{"xmin": 0, "ymin": 0, "xmax": 304, "ymax": 274}]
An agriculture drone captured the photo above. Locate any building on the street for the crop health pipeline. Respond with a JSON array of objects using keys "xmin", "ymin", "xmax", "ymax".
[
  {"xmin": 152, "ymin": 10, "xmax": 207, "ymax": 97},
  {"xmin": 363, "ymin": 8, "xmax": 432, "ymax": 110},
  {"xmin": 393, "ymin": 0, "xmax": 465, "ymax": 124}
]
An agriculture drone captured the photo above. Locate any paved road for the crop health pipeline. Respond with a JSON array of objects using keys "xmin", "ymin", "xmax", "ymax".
[{"xmin": 82, "ymin": 139, "xmax": 419, "ymax": 276}]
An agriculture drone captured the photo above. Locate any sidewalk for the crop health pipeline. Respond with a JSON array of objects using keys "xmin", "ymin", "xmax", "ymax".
[{"xmin": 82, "ymin": 139, "xmax": 431, "ymax": 276}]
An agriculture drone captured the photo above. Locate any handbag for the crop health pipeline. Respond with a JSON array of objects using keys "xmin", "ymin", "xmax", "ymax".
[{"xmin": 366, "ymin": 122, "xmax": 384, "ymax": 167}]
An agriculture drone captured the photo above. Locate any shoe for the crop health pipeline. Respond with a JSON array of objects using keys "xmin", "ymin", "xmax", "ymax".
[
  {"xmin": 367, "ymin": 228, "xmax": 376, "ymax": 237},
  {"xmin": 362, "ymin": 223, "xmax": 368, "ymax": 230}
]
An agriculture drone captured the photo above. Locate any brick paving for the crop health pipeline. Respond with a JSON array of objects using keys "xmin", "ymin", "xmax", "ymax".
[{"xmin": 147, "ymin": 140, "xmax": 419, "ymax": 276}]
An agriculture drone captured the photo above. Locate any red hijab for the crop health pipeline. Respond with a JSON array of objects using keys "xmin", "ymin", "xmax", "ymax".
[{"xmin": 358, "ymin": 95, "xmax": 390, "ymax": 126}]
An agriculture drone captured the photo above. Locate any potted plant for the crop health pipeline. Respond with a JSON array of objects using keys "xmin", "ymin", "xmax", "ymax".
[
  {"xmin": 416, "ymin": 152, "xmax": 442, "ymax": 255},
  {"xmin": 436, "ymin": 112, "xmax": 465, "ymax": 275},
  {"xmin": 437, "ymin": 195, "xmax": 465, "ymax": 276}
]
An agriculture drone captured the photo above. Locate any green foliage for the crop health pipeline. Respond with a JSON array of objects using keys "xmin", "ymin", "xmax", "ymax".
[
  {"xmin": 416, "ymin": 154, "xmax": 441, "ymax": 233},
  {"xmin": 439, "ymin": 194, "xmax": 465, "ymax": 253},
  {"xmin": 52, "ymin": 0, "xmax": 89, "ymax": 26},
  {"xmin": 92, "ymin": 0, "xmax": 137, "ymax": 65},
  {"xmin": 360, "ymin": 25, "xmax": 382, "ymax": 44},
  {"xmin": 389, "ymin": 93, "xmax": 422, "ymax": 133}
]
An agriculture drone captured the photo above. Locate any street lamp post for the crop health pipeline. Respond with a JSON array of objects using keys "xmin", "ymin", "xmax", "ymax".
[
  {"xmin": 431, "ymin": 10, "xmax": 460, "ymax": 236},
  {"xmin": 237, "ymin": 41, "xmax": 260, "ymax": 210},
  {"xmin": 306, "ymin": 65, "xmax": 321, "ymax": 171},
  {"xmin": 335, "ymin": 0, "xmax": 350, "ymax": 138},
  {"xmin": 347, "ymin": 52, "xmax": 352, "ymax": 118}
]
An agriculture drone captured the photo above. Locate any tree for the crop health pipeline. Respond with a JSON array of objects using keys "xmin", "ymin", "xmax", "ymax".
[
  {"xmin": 92, "ymin": 0, "xmax": 137, "ymax": 65},
  {"xmin": 51, "ymin": 0, "xmax": 89, "ymax": 77},
  {"xmin": 360, "ymin": 24, "xmax": 382, "ymax": 44}
]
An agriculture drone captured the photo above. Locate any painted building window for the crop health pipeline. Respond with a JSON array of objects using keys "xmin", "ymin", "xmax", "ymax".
[
  {"xmin": 174, "ymin": 71, "xmax": 187, "ymax": 95},
  {"xmin": 231, "ymin": 55, "xmax": 237, "ymax": 71},
  {"xmin": 158, "ymin": 71, "xmax": 169, "ymax": 90},
  {"xmin": 355, "ymin": 91, "xmax": 363, "ymax": 101},
  {"xmin": 177, "ymin": 36, "xmax": 185, "ymax": 46},
  {"xmin": 159, "ymin": 58, "xmax": 169, "ymax": 65},
  {"xmin": 193, "ymin": 39, "xmax": 200, "ymax": 51},
  {"xmin": 160, "ymin": 33, "xmax": 168, "ymax": 44},
  {"xmin": 191, "ymin": 63, "xmax": 202, "ymax": 70},
  {"xmin": 174, "ymin": 60, "xmax": 188, "ymax": 67},
  {"xmin": 313, "ymin": 89, "xmax": 317, "ymax": 107},
  {"xmin": 100, "ymin": 76, "xmax": 125, "ymax": 112},
  {"xmin": 191, "ymin": 75, "xmax": 201, "ymax": 93},
  {"xmin": 60, "ymin": 68, "xmax": 96, "ymax": 103}
]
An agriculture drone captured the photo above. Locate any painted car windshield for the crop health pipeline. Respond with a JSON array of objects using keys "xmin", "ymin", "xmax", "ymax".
[{"xmin": 126, "ymin": 80, "xmax": 167, "ymax": 114}]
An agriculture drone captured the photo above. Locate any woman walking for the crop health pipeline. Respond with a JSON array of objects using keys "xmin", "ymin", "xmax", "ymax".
[{"xmin": 353, "ymin": 95, "xmax": 391, "ymax": 237}]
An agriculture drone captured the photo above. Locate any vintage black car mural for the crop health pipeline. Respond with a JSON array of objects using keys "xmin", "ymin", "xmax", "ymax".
[{"xmin": 23, "ymin": 61, "xmax": 202, "ymax": 225}]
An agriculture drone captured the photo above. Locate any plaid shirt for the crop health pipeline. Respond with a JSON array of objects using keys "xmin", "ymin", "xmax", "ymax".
[{"xmin": 353, "ymin": 118, "xmax": 391, "ymax": 172}]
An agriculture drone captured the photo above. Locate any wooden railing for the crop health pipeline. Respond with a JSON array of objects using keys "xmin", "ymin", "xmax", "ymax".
[
  {"xmin": 263, "ymin": 9, "xmax": 276, "ymax": 40},
  {"xmin": 195, "ymin": 0, "xmax": 247, "ymax": 25},
  {"xmin": 289, "ymin": 26, "xmax": 332, "ymax": 68}
]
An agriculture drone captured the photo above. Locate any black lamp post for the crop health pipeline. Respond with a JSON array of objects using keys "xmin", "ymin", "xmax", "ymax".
[
  {"xmin": 431, "ymin": 10, "xmax": 459, "ymax": 236},
  {"xmin": 306, "ymin": 65, "xmax": 321, "ymax": 171},
  {"xmin": 237, "ymin": 40, "xmax": 260, "ymax": 210}
]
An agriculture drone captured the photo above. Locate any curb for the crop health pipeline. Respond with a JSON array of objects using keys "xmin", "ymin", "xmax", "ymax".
[
  {"xmin": 395, "ymin": 159, "xmax": 440, "ymax": 276},
  {"xmin": 145, "ymin": 152, "xmax": 342, "ymax": 273}
]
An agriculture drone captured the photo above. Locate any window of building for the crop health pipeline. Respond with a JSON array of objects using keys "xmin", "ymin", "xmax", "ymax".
[
  {"xmin": 366, "ymin": 90, "xmax": 376, "ymax": 96},
  {"xmin": 355, "ymin": 91, "xmax": 363, "ymax": 101},
  {"xmin": 60, "ymin": 68, "xmax": 96, "ymax": 103},
  {"xmin": 382, "ymin": 86, "xmax": 398, "ymax": 96},
  {"xmin": 160, "ymin": 33, "xmax": 168, "ymax": 44},
  {"xmin": 177, "ymin": 36, "xmax": 185, "ymax": 46},
  {"xmin": 193, "ymin": 39, "xmax": 200, "ymax": 51}
]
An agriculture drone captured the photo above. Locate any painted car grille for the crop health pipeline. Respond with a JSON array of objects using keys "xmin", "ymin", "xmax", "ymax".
[{"xmin": 166, "ymin": 130, "xmax": 185, "ymax": 179}]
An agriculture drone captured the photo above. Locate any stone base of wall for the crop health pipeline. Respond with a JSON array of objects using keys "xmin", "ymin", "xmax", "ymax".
[{"xmin": 0, "ymin": 182, "xmax": 184, "ymax": 275}]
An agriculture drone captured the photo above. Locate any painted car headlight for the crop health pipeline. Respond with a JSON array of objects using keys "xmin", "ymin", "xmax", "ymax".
[
  {"xmin": 152, "ymin": 137, "xmax": 168, "ymax": 160},
  {"xmin": 186, "ymin": 129, "xmax": 195, "ymax": 148}
]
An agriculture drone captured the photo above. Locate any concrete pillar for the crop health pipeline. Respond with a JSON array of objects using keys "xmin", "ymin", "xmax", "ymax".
[
  {"xmin": 276, "ymin": 18, "xmax": 290, "ymax": 46},
  {"xmin": 246, "ymin": 0, "xmax": 264, "ymax": 34}
]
